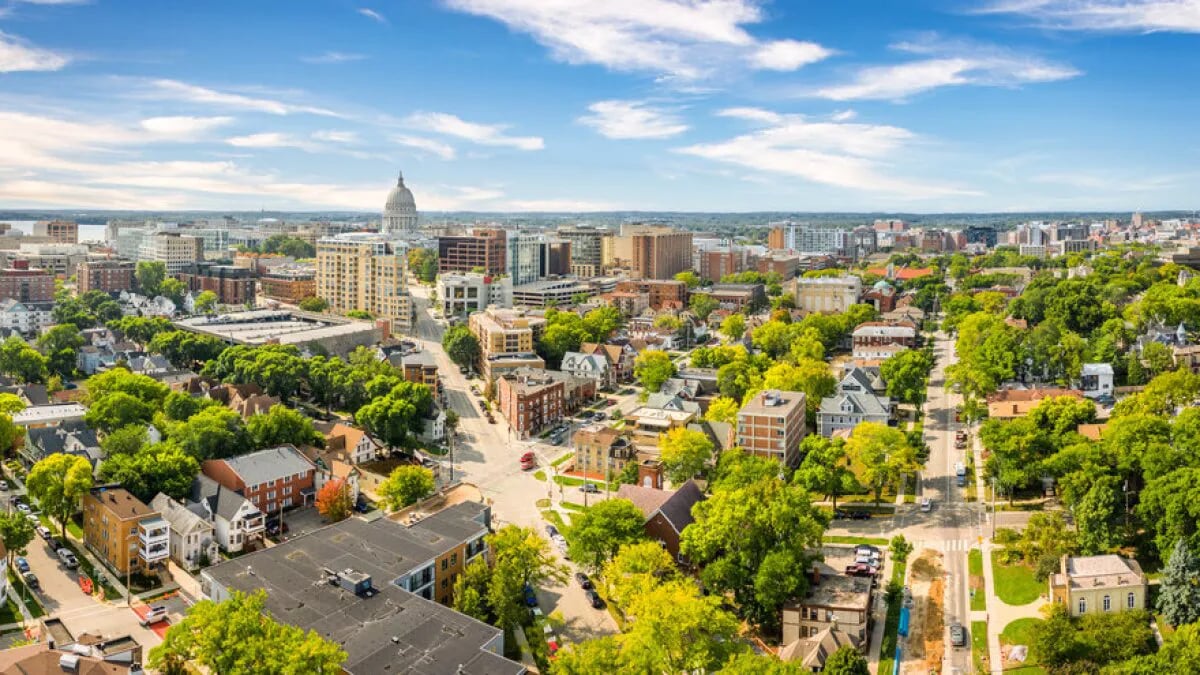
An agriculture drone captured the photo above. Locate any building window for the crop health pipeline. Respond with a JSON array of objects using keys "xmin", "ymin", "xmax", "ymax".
[
  {"xmin": 1127, "ymin": 592, "xmax": 1135, "ymax": 608},
  {"xmin": 1078, "ymin": 598, "xmax": 1087, "ymax": 614},
  {"xmin": 1103, "ymin": 595, "xmax": 1111, "ymax": 611},
  {"xmin": 442, "ymin": 558, "xmax": 448, "ymax": 571}
]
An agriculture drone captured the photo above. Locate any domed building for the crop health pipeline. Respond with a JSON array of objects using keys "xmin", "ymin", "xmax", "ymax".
[{"xmin": 382, "ymin": 171, "xmax": 418, "ymax": 234}]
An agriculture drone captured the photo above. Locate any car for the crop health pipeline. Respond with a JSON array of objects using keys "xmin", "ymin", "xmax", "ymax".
[
  {"xmin": 14, "ymin": 557, "xmax": 29, "ymax": 573},
  {"xmin": 585, "ymin": 589, "xmax": 605, "ymax": 609},
  {"xmin": 354, "ymin": 498, "xmax": 372, "ymax": 514},
  {"xmin": 847, "ymin": 510, "xmax": 871, "ymax": 520},
  {"xmin": 832, "ymin": 509, "xmax": 850, "ymax": 520},
  {"xmin": 15, "ymin": 503, "xmax": 29, "ymax": 514},
  {"xmin": 0, "ymin": 479, "xmax": 8, "ymax": 490},
  {"xmin": 949, "ymin": 623, "xmax": 966, "ymax": 647},
  {"xmin": 46, "ymin": 537, "xmax": 60, "ymax": 552},
  {"xmin": 575, "ymin": 572, "xmax": 593, "ymax": 590},
  {"xmin": 266, "ymin": 521, "xmax": 290, "ymax": 537},
  {"xmin": 580, "ymin": 483, "xmax": 600, "ymax": 494},
  {"xmin": 546, "ymin": 638, "xmax": 560, "ymax": 658},
  {"xmin": 57, "ymin": 548, "xmax": 78, "ymax": 569},
  {"xmin": 25, "ymin": 514, "xmax": 38, "ymax": 525},
  {"xmin": 605, "ymin": 398, "xmax": 618, "ymax": 407},
  {"xmin": 592, "ymin": 411, "xmax": 606, "ymax": 421},
  {"xmin": 844, "ymin": 563, "xmax": 877, "ymax": 577},
  {"xmin": 530, "ymin": 607, "xmax": 545, "ymax": 622},
  {"xmin": 523, "ymin": 583, "xmax": 538, "ymax": 607},
  {"xmin": 920, "ymin": 498, "xmax": 932, "ymax": 512},
  {"xmin": 21, "ymin": 572, "xmax": 37, "ymax": 590},
  {"xmin": 520, "ymin": 452, "xmax": 536, "ymax": 470},
  {"xmin": 35, "ymin": 526, "xmax": 50, "ymax": 540},
  {"xmin": 545, "ymin": 524, "xmax": 559, "ymax": 538},
  {"xmin": 458, "ymin": 366, "xmax": 468, "ymax": 375},
  {"xmin": 140, "ymin": 606, "xmax": 169, "ymax": 627}
]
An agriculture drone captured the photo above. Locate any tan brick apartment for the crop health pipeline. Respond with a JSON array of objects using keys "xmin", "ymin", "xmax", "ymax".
[
  {"xmin": 573, "ymin": 425, "xmax": 635, "ymax": 477},
  {"xmin": 737, "ymin": 389, "xmax": 807, "ymax": 467},
  {"xmin": 259, "ymin": 267, "xmax": 317, "ymax": 303},
  {"xmin": 469, "ymin": 308, "xmax": 546, "ymax": 380},
  {"xmin": 32, "ymin": 220, "xmax": 78, "ymax": 245},
  {"xmin": 315, "ymin": 234, "xmax": 412, "ymax": 330},
  {"xmin": 82, "ymin": 486, "xmax": 170, "ymax": 575},
  {"xmin": 1049, "ymin": 554, "xmax": 1147, "ymax": 617},
  {"xmin": 629, "ymin": 226, "xmax": 693, "ymax": 280},
  {"xmin": 201, "ymin": 445, "xmax": 316, "ymax": 517},
  {"xmin": 77, "ymin": 258, "xmax": 135, "ymax": 294},
  {"xmin": 437, "ymin": 229, "xmax": 507, "ymax": 276}
]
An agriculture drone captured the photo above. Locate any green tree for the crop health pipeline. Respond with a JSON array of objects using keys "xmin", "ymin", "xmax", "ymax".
[
  {"xmin": 824, "ymin": 645, "xmax": 870, "ymax": 675},
  {"xmin": 0, "ymin": 336, "xmax": 48, "ymax": 383},
  {"xmin": 356, "ymin": 382, "xmax": 433, "ymax": 451},
  {"xmin": 674, "ymin": 271, "xmax": 701, "ymax": 288},
  {"xmin": 193, "ymin": 290, "xmax": 219, "ymax": 314},
  {"xmin": 721, "ymin": 651, "xmax": 804, "ymax": 674},
  {"xmin": 486, "ymin": 525, "xmax": 568, "ymax": 631},
  {"xmin": 84, "ymin": 369, "xmax": 169, "ymax": 406},
  {"xmin": 158, "ymin": 277, "xmax": 187, "ymax": 305},
  {"xmin": 377, "ymin": 465, "xmax": 435, "ymax": 510},
  {"xmin": 553, "ymin": 637, "xmax": 627, "ymax": 675},
  {"xmin": 136, "ymin": 261, "xmax": 166, "ymax": 296},
  {"xmin": 26, "ymin": 453, "xmax": 93, "ymax": 538},
  {"xmin": 634, "ymin": 350, "xmax": 676, "ymax": 393},
  {"xmin": 1157, "ymin": 539, "xmax": 1200, "ymax": 626},
  {"xmin": 620, "ymin": 580, "xmax": 742, "ymax": 673},
  {"xmin": 109, "ymin": 316, "xmax": 174, "ymax": 346},
  {"xmin": 262, "ymin": 234, "xmax": 317, "ymax": 259},
  {"xmin": 720, "ymin": 313, "xmax": 746, "ymax": 341},
  {"xmin": 846, "ymin": 422, "xmax": 919, "ymax": 507},
  {"xmin": 298, "ymin": 296, "xmax": 328, "ymax": 312},
  {"xmin": 602, "ymin": 540, "xmax": 677, "ymax": 612},
  {"xmin": 442, "ymin": 325, "xmax": 481, "ymax": 370},
  {"xmin": 149, "ymin": 590, "xmax": 345, "ymax": 674},
  {"xmin": 760, "ymin": 359, "xmax": 836, "ymax": 422},
  {"xmin": 890, "ymin": 534, "xmax": 913, "ymax": 564},
  {"xmin": 0, "ymin": 511, "xmax": 35, "ymax": 566},
  {"xmin": 567, "ymin": 498, "xmax": 646, "ymax": 570},
  {"xmin": 689, "ymin": 293, "xmax": 719, "ymax": 320},
  {"xmin": 172, "ymin": 407, "xmax": 250, "ymax": 460},
  {"xmin": 581, "ymin": 306, "xmax": 622, "ymax": 342},
  {"xmin": 101, "ymin": 425, "xmax": 148, "ymax": 457},
  {"xmin": 37, "ymin": 324, "xmax": 85, "ymax": 378},
  {"xmin": 705, "ymin": 396, "xmax": 740, "ymax": 425},
  {"xmin": 717, "ymin": 359, "xmax": 761, "ymax": 401},
  {"xmin": 345, "ymin": 310, "xmax": 373, "ymax": 320},
  {"xmin": 880, "ymin": 348, "xmax": 934, "ymax": 405},
  {"xmin": 452, "ymin": 557, "xmax": 493, "ymax": 623},
  {"xmin": 247, "ymin": 404, "xmax": 321, "ymax": 449},
  {"xmin": 1107, "ymin": 623, "xmax": 1200, "ymax": 673},
  {"xmin": 163, "ymin": 389, "xmax": 221, "ymax": 421},
  {"xmin": 99, "ymin": 443, "xmax": 200, "ymax": 503},
  {"xmin": 658, "ymin": 427, "xmax": 714, "ymax": 484},
  {"xmin": 84, "ymin": 391, "xmax": 154, "ymax": 433},
  {"xmin": 1075, "ymin": 473, "xmax": 1122, "ymax": 555}
]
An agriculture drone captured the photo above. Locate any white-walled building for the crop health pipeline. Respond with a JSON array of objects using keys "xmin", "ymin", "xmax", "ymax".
[
  {"xmin": 138, "ymin": 232, "xmax": 204, "ymax": 273},
  {"xmin": 437, "ymin": 272, "xmax": 513, "ymax": 317},
  {"xmin": 790, "ymin": 276, "xmax": 863, "ymax": 314}
]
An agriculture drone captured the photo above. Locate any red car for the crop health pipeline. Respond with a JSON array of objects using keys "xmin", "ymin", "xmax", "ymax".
[
  {"xmin": 520, "ymin": 452, "xmax": 536, "ymax": 470},
  {"xmin": 845, "ymin": 563, "xmax": 877, "ymax": 577}
]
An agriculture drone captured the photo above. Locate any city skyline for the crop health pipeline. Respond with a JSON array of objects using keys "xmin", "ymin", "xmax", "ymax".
[{"xmin": 0, "ymin": 0, "xmax": 1197, "ymax": 212}]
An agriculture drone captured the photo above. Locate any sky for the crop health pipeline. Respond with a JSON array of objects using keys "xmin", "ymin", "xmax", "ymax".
[{"xmin": 0, "ymin": 0, "xmax": 1197, "ymax": 213}]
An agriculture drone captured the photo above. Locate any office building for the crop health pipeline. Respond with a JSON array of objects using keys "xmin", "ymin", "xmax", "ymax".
[
  {"xmin": 737, "ymin": 389, "xmax": 807, "ymax": 467},
  {"xmin": 382, "ymin": 171, "xmax": 419, "ymax": 234},
  {"xmin": 5, "ymin": 244, "xmax": 88, "ymax": 277},
  {"xmin": 556, "ymin": 225, "xmax": 612, "ymax": 277},
  {"xmin": 437, "ymin": 272, "xmax": 513, "ymax": 317},
  {"xmin": 32, "ymin": 220, "xmax": 77, "ymax": 244},
  {"xmin": 795, "ymin": 225, "xmax": 847, "ymax": 255},
  {"xmin": 511, "ymin": 278, "xmax": 595, "ymax": 308},
  {"xmin": 0, "ymin": 261, "xmax": 53, "ymax": 303},
  {"xmin": 315, "ymin": 233, "xmax": 412, "ymax": 330},
  {"xmin": 630, "ymin": 226, "xmax": 693, "ymax": 280},
  {"xmin": 438, "ymin": 229, "xmax": 507, "ymax": 276},
  {"xmin": 259, "ymin": 266, "xmax": 316, "ymax": 303},
  {"xmin": 790, "ymin": 275, "xmax": 863, "ymax": 314},
  {"xmin": 77, "ymin": 258, "xmax": 135, "ymax": 294},
  {"xmin": 82, "ymin": 486, "xmax": 170, "ymax": 575},
  {"xmin": 138, "ymin": 232, "xmax": 204, "ymax": 273},
  {"xmin": 177, "ymin": 262, "xmax": 256, "ymax": 305},
  {"xmin": 768, "ymin": 223, "xmax": 794, "ymax": 251},
  {"xmin": 613, "ymin": 280, "xmax": 687, "ymax": 310}
]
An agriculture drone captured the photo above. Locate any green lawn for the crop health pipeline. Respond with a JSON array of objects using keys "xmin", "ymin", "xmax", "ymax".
[
  {"xmin": 876, "ymin": 559, "xmax": 908, "ymax": 675},
  {"xmin": 551, "ymin": 475, "xmax": 612, "ymax": 490},
  {"xmin": 823, "ymin": 535, "xmax": 889, "ymax": 546},
  {"xmin": 999, "ymin": 618, "xmax": 1046, "ymax": 674},
  {"xmin": 969, "ymin": 549, "xmax": 987, "ymax": 611},
  {"xmin": 540, "ymin": 510, "xmax": 569, "ymax": 538},
  {"xmin": 971, "ymin": 620, "xmax": 989, "ymax": 675},
  {"xmin": 7, "ymin": 570, "xmax": 43, "ymax": 618},
  {"xmin": 0, "ymin": 598, "xmax": 21, "ymax": 625},
  {"xmin": 559, "ymin": 501, "xmax": 588, "ymax": 512},
  {"xmin": 532, "ymin": 470, "xmax": 547, "ymax": 482},
  {"xmin": 991, "ymin": 550, "xmax": 1044, "ymax": 605},
  {"xmin": 551, "ymin": 452, "xmax": 574, "ymax": 467}
]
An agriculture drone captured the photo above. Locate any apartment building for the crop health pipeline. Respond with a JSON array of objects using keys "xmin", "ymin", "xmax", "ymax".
[
  {"xmin": 629, "ymin": 226, "xmax": 693, "ymax": 280},
  {"xmin": 201, "ymin": 445, "xmax": 316, "ymax": 517},
  {"xmin": 469, "ymin": 308, "xmax": 546, "ymax": 379},
  {"xmin": 0, "ymin": 261, "xmax": 53, "ymax": 303},
  {"xmin": 82, "ymin": 486, "xmax": 170, "ymax": 575},
  {"xmin": 32, "ymin": 219, "xmax": 78, "ymax": 244},
  {"xmin": 138, "ymin": 232, "xmax": 204, "ymax": 273},
  {"xmin": 782, "ymin": 571, "xmax": 872, "ymax": 649},
  {"xmin": 700, "ymin": 283, "xmax": 766, "ymax": 312},
  {"xmin": 556, "ymin": 225, "xmax": 613, "ymax": 277},
  {"xmin": 497, "ymin": 368, "xmax": 564, "ymax": 438},
  {"xmin": 572, "ymin": 425, "xmax": 635, "ymax": 477},
  {"xmin": 851, "ymin": 322, "xmax": 918, "ymax": 350},
  {"xmin": 77, "ymin": 258, "xmax": 135, "ymax": 294},
  {"xmin": 613, "ymin": 279, "xmax": 687, "ymax": 310},
  {"xmin": 259, "ymin": 266, "xmax": 316, "ymax": 303},
  {"xmin": 4, "ymin": 244, "xmax": 89, "ymax": 277},
  {"xmin": 438, "ymin": 229, "xmax": 507, "ymax": 276},
  {"xmin": 437, "ymin": 272, "xmax": 513, "ymax": 317},
  {"xmin": 737, "ymin": 389, "xmax": 807, "ymax": 467},
  {"xmin": 315, "ymin": 233, "xmax": 412, "ymax": 330},
  {"xmin": 696, "ymin": 247, "xmax": 745, "ymax": 282},
  {"xmin": 176, "ymin": 262, "xmax": 256, "ymax": 305},
  {"xmin": 790, "ymin": 275, "xmax": 863, "ymax": 314}
]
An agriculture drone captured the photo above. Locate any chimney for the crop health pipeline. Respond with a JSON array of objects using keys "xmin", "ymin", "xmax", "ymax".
[
  {"xmin": 638, "ymin": 459, "xmax": 663, "ymax": 490},
  {"xmin": 811, "ymin": 565, "xmax": 821, "ymax": 586},
  {"xmin": 1061, "ymin": 554, "xmax": 1069, "ymax": 577}
]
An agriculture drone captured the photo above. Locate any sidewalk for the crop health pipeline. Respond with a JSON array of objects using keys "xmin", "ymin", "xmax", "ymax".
[{"xmin": 980, "ymin": 540, "xmax": 1047, "ymax": 673}]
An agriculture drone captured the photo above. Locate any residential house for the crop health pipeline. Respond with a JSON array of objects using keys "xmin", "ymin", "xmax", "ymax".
[
  {"xmin": 1049, "ymin": 555, "xmax": 1147, "ymax": 617},
  {"xmin": 560, "ymin": 351, "xmax": 612, "ymax": 390},
  {"xmin": 817, "ymin": 368, "xmax": 892, "ymax": 437},
  {"xmin": 400, "ymin": 350, "xmax": 441, "ymax": 396},
  {"xmin": 1173, "ymin": 344, "xmax": 1200, "ymax": 375},
  {"xmin": 627, "ymin": 394, "xmax": 700, "ymax": 450},
  {"xmin": 22, "ymin": 421, "xmax": 101, "ymax": 472},
  {"xmin": 578, "ymin": 341, "xmax": 636, "ymax": 382},
  {"xmin": 0, "ymin": 299, "xmax": 52, "ymax": 336},
  {"xmin": 320, "ymin": 422, "xmax": 381, "ymax": 465},
  {"xmin": 780, "ymin": 625, "xmax": 859, "ymax": 672},
  {"xmin": 201, "ymin": 444, "xmax": 317, "ymax": 517},
  {"xmin": 149, "ymin": 493, "xmax": 219, "ymax": 572},
  {"xmin": 189, "ymin": 475, "xmax": 266, "ymax": 553},
  {"xmin": 986, "ymin": 388, "xmax": 1083, "ymax": 420},
  {"xmin": 851, "ymin": 322, "xmax": 917, "ymax": 354},
  {"xmin": 1079, "ymin": 363, "xmax": 1115, "ymax": 400},
  {"xmin": 82, "ymin": 486, "xmax": 170, "ymax": 575},
  {"xmin": 853, "ymin": 341, "xmax": 909, "ymax": 361},
  {"xmin": 299, "ymin": 445, "xmax": 362, "ymax": 504},
  {"xmin": 782, "ymin": 569, "xmax": 872, "ymax": 646},
  {"xmin": 616, "ymin": 477, "xmax": 704, "ymax": 561},
  {"xmin": 421, "ymin": 407, "xmax": 447, "ymax": 443}
]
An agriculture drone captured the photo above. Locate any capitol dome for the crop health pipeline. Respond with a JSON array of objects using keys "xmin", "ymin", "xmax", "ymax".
[{"xmin": 382, "ymin": 171, "xmax": 418, "ymax": 234}]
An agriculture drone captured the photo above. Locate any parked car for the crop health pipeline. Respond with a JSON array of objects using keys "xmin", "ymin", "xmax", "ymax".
[
  {"xmin": 920, "ymin": 497, "xmax": 932, "ymax": 512},
  {"xmin": 25, "ymin": 514, "xmax": 37, "ymax": 525},
  {"xmin": 15, "ymin": 503, "xmax": 29, "ymax": 514},
  {"xmin": 523, "ymin": 583, "xmax": 538, "ymax": 607},
  {"xmin": 592, "ymin": 412, "xmax": 607, "ymax": 421},
  {"xmin": 585, "ymin": 589, "xmax": 605, "ymax": 609},
  {"xmin": 0, "ymin": 480, "xmax": 8, "ymax": 491},
  {"xmin": 580, "ymin": 483, "xmax": 600, "ymax": 494},
  {"xmin": 578, "ymin": 411, "xmax": 594, "ymax": 420},
  {"xmin": 35, "ymin": 526, "xmax": 50, "ymax": 540},
  {"xmin": 140, "ymin": 606, "xmax": 169, "ymax": 627},
  {"xmin": 545, "ymin": 524, "xmax": 559, "ymax": 538},
  {"xmin": 46, "ymin": 537, "xmax": 60, "ymax": 552},
  {"xmin": 575, "ymin": 572, "xmax": 593, "ymax": 590},
  {"xmin": 844, "ymin": 563, "xmax": 877, "ymax": 577},
  {"xmin": 354, "ymin": 497, "xmax": 372, "ymax": 514},
  {"xmin": 520, "ymin": 452, "xmax": 536, "ymax": 470},
  {"xmin": 847, "ymin": 510, "xmax": 871, "ymax": 520},
  {"xmin": 949, "ymin": 623, "xmax": 967, "ymax": 647},
  {"xmin": 14, "ymin": 557, "xmax": 29, "ymax": 573},
  {"xmin": 21, "ymin": 572, "xmax": 37, "ymax": 590},
  {"xmin": 266, "ymin": 521, "xmax": 290, "ymax": 537},
  {"xmin": 605, "ymin": 398, "xmax": 618, "ymax": 407},
  {"xmin": 57, "ymin": 548, "xmax": 78, "ymax": 569}
]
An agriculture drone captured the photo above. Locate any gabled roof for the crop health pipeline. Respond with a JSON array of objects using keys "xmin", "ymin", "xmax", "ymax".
[
  {"xmin": 779, "ymin": 625, "xmax": 858, "ymax": 668},
  {"xmin": 26, "ymin": 420, "xmax": 100, "ymax": 462},
  {"xmin": 616, "ymin": 479, "xmax": 704, "ymax": 535},
  {"xmin": 151, "ymin": 493, "xmax": 213, "ymax": 536},
  {"xmin": 215, "ymin": 445, "xmax": 315, "ymax": 487},
  {"xmin": 191, "ymin": 474, "xmax": 258, "ymax": 522},
  {"xmin": 819, "ymin": 390, "xmax": 890, "ymax": 417},
  {"xmin": 560, "ymin": 351, "xmax": 609, "ymax": 374}
]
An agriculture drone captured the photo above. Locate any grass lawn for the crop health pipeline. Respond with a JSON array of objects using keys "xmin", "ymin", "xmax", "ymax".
[
  {"xmin": 551, "ymin": 452, "xmax": 574, "ymax": 467},
  {"xmin": 823, "ymin": 535, "xmax": 889, "ymax": 546},
  {"xmin": 876, "ymin": 559, "xmax": 908, "ymax": 675},
  {"xmin": 559, "ymin": 501, "xmax": 588, "ymax": 512},
  {"xmin": 1000, "ymin": 617, "xmax": 1045, "ymax": 673},
  {"xmin": 991, "ymin": 551, "xmax": 1044, "ymax": 605},
  {"xmin": 969, "ymin": 549, "xmax": 987, "ymax": 611},
  {"xmin": 551, "ymin": 475, "xmax": 612, "ymax": 490},
  {"xmin": 971, "ymin": 620, "xmax": 989, "ymax": 675},
  {"xmin": 540, "ymin": 510, "xmax": 569, "ymax": 537},
  {"xmin": 532, "ymin": 470, "xmax": 547, "ymax": 482},
  {"xmin": 0, "ymin": 598, "xmax": 21, "ymax": 625},
  {"xmin": 7, "ymin": 570, "xmax": 43, "ymax": 618}
]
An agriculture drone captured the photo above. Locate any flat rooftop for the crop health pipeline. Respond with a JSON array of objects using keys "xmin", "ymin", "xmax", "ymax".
[
  {"xmin": 175, "ymin": 310, "xmax": 378, "ymax": 347},
  {"xmin": 12, "ymin": 403, "xmax": 86, "ymax": 426}
]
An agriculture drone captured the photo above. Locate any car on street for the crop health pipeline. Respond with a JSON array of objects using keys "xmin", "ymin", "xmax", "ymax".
[
  {"xmin": 580, "ymin": 483, "xmax": 600, "ymax": 494},
  {"xmin": 35, "ymin": 526, "xmax": 50, "ymax": 540},
  {"xmin": 847, "ymin": 510, "xmax": 871, "ymax": 520},
  {"xmin": 920, "ymin": 497, "xmax": 932, "ymax": 512},
  {"xmin": 592, "ymin": 411, "xmax": 606, "ymax": 421},
  {"xmin": 14, "ymin": 557, "xmax": 29, "ymax": 573},
  {"xmin": 140, "ymin": 606, "xmax": 169, "ymax": 627},
  {"xmin": 45, "ymin": 537, "xmax": 59, "ymax": 552},
  {"xmin": 25, "ymin": 514, "xmax": 38, "ymax": 525},
  {"xmin": 575, "ymin": 572, "xmax": 593, "ymax": 590},
  {"xmin": 585, "ymin": 589, "xmax": 605, "ymax": 609},
  {"xmin": 57, "ymin": 548, "xmax": 78, "ymax": 569},
  {"xmin": 520, "ymin": 451, "xmax": 536, "ymax": 470},
  {"xmin": 605, "ymin": 398, "xmax": 618, "ymax": 407},
  {"xmin": 949, "ymin": 623, "xmax": 966, "ymax": 647},
  {"xmin": 523, "ymin": 583, "xmax": 538, "ymax": 607},
  {"xmin": 15, "ymin": 503, "xmax": 29, "ymax": 514},
  {"xmin": 0, "ymin": 480, "xmax": 8, "ymax": 490},
  {"xmin": 545, "ymin": 524, "xmax": 559, "ymax": 538},
  {"xmin": 21, "ymin": 572, "xmax": 37, "ymax": 590}
]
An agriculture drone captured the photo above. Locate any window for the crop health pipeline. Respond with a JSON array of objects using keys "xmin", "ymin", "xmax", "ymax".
[
  {"xmin": 1078, "ymin": 598, "xmax": 1087, "ymax": 614},
  {"xmin": 1127, "ymin": 592, "xmax": 1135, "ymax": 608},
  {"xmin": 451, "ymin": 552, "xmax": 457, "ymax": 566},
  {"xmin": 1103, "ymin": 595, "xmax": 1111, "ymax": 611},
  {"xmin": 442, "ymin": 558, "xmax": 448, "ymax": 571}
]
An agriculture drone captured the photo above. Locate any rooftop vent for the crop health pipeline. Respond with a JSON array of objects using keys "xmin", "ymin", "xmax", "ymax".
[{"xmin": 336, "ymin": 568, "xmax": 376, "ymax": 597}]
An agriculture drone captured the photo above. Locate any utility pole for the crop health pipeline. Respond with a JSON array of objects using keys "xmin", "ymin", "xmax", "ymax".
[{"xmin": 991, "ymin": 476, "xmax": 997, "ymax": 539}]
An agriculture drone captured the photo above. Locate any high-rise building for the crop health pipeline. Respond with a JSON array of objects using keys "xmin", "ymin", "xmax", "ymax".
[
  {"xmin": 260, "ymin": 267, "xmax": 316, "ymax": 303},
  {"xmin": 737, "ymin": 389, "xmax": 807, "ymax": 467},
  {"xmin": 77, "ymin": 257, "xmax": 135, "ymax": 294},
  {"xmin": 0, "ymin": 260, "xmax": 53, "ymax": 303},
  {"xmin": 505, "ymin": 232, "xmax": 547, "ymax": 285},
  {"xmin": 382, "ymin": 172, "xmax": 418, "ymax": 234},
  {"xmin": 629, "ymin": 226, "xmax": 693, "ymax": 280},
  {"xmin": 32, "ymin": 220, "xmax": 78, "ymax": 245},
  {"xmin": 437, "ymin": 272, "xmax": 513, "ymax": 317},
  {"xmin": 138, "ymin": 232, "xmax": 204, "ymax": 273},
  {"xmin": 438, "ymin": 229, "xmax": 506, "ymax": 276},
  {"xmin": 697, "ymin": 247, "xmax": 744, "ymax": 282},
  {"xmin": 794, "ymin": 225, "xmax": 847, "ymax": 255},
  {"xmin": 556, "ymin": 225, "xmax": 612, "ymax": 277},
  {"xmin": 767, "ymin": 222, "xmax": 797, "ymax": 251},
  {"xmin": 316, "ymin": 233, "xmax": 413, "ymax": 330},
  {"xmin": 177, "ymin": 262, "xmax": 256, "ymax": 305}
]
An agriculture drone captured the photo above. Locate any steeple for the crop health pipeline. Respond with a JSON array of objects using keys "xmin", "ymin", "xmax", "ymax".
[{"xmin": 397, "ymin": 171, "xmax": 405, "ymax": 186}]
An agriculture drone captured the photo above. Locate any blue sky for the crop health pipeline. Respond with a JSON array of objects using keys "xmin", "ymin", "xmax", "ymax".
[{"xmin": 0, "ymin": 0, "xmax": 1197, "ymax": 213}]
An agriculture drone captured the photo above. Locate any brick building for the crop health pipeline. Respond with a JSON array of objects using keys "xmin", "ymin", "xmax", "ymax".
[
  {"xmin": 438, "ymin": 229, "xmax": 507, "ymax": 276},
  {"xmin": 32, "ymin": 219, "xmax": 78, "ymax": 244},
  {"xmin": 629, "ymin": 226, "xmax": 693, "ymax": 280},
  {"xmin": 696, "ymin": 248, "xmax": 744, "ymax": 282},
  {"xmin": 613, "ymin": 279, "xmax": 687, "ymax": 310},
  {"xmin": 177, "ymin": 262, "xmax": 256, "ymax": 305},
  {"xmin": 259, "ymin": 267, "xmax": 316, "ymax": 303},
  {"xmin": 201, "ymin": 445, "xmax": 316, "ymax": 516},
  {"xmin": 616, "ymin": 477, "xmax": 704, "ymax": 560},
  {"xmin": 496, "ymin": 369, "xmax": 563, "ymax": 438},
  {"xmin": 0, "ymin": 261, "xmax": 53, "ymax": 303},
  {"xmin": 737, "ymin": 389, "xmax": 807, "ymax": 467},
  {"xmin": 82, "ymin": 486, "xmax": 170, "ymax": 575},
  {"xmin": 77, "ymin": 258, "xmax": 135, "ymax": 294}
]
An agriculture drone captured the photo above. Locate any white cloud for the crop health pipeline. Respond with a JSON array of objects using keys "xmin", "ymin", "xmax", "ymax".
[
  {"xmin": 578, "ymin": 100, "xmax": 688, "ymax": 139},
  {"xmin": 982, "ymin": 0, "xmax": 1200, "ymax": 32},
  {"xmin": 678, "ymin": 109, "xmax": 976, "ymax": 198},
  {"xmin": 301, "ymin": 51, "xmax": 366, "ymax": 64},
  {"xmin": 440, "ymin": 0, "xmax": 829, "ymax": 79},
  {"xmin": 750, "ymin": 39, "xmax": 832, "ymax": 71},
  {"xmin": 404, "ymin": 112, "xmax": 543, "ymax": 150},
  {"xmin": 814, "ymin": 38, "xmax": 1079, "ymax": 101},
  {"xmin": 358, "ymin": 8, "xmax": 387, "ymax": 23},
  {"xmin": 312, "ymin": 130, "xmax": 358, "ymax": 143},
  {"xmin": 140, "ymin": 116, "xmax": 233, "ymax": 139},
  {"xmin": 831, "ymin": 110, "xmax": 857, "ymax": 121},
  {"xmin": 0, "ymin": 31, "xmax": 69, "ymax": 72},
  {"xmin": 393, "ymin": 134, "xmax": 457, "ymax": 160},
  {"xmin": 144, "ymin": 79, "xmax": 343, "ymax": 117},
  {"xmin": 226, "ymin": 133, "xmax": 296, "ymax": 148}
]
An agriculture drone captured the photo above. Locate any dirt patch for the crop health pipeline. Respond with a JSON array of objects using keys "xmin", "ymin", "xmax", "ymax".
[
  {"xmin": 903, "ymin": 549, "xmax": 946, "ymax": 675},
  {"xmin": 923, "ymin": 577, "xmax": 945, "ymax": 670}
]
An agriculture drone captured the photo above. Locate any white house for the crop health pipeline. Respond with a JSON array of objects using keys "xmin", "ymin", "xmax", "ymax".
[
  {"xmin": 0, "ymin": 299, "xmax": 52, "ymax": 336},
  {"xmin": 189, "ymin": 475, "xmax": 265, "ymax": 553},
  {"xmin": 421, "ymin": 408, "xmax": 446, "ymax": 443},
  {"xmin": 150, "ymin": 493, "xmax": 219, "ymax": 571},
  {"xmin": 323, "ymin": 423, "xmax": 381, "ymax": 465},
  {"xmin": 560, "ymin": 351, "xmax": 612, "ymax": 389},
  {"xmin": 1079, "ymin": 363, "xmax": 1115, "ymax": 400}
]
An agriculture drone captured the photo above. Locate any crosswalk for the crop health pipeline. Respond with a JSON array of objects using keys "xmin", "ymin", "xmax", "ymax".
[{"xmin": 914, "ymin": 539, "xmax": 975, "ymax": 552}]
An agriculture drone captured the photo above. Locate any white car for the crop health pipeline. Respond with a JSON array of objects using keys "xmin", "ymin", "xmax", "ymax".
[{"xmin": 920, "ymin": 497, "xmax": 932, "ymax": 512}]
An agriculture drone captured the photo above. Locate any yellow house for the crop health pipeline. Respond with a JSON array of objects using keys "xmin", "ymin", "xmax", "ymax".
[{"xmin": 1048, "ymin": 555, "xmax": 1147, "ymax": 617}]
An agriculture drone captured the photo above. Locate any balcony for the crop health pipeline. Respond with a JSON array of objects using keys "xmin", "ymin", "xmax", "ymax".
[
  {"xmin": 139, "ymin": 517, "xmax": 170, "ymax": 564},
  {"xmin": 241, "ymin": 511, "xmax": 266, "ymax": 535}
]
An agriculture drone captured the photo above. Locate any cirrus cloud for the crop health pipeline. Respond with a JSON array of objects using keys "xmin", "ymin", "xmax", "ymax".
[
  {"xmin": 981, "ymin": 0, "xmax": 1200, "ymax": 33},
  {"xmin": 578, "ymin": 100, "xmax": 689, "ymax": 140},
  {"xmin": 404, "ymin": 111, "xmax": 544, "ymax": 150},
  {"xmin": 0, "ymin": 31, "xmax": 69, "ymax": 72}
]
